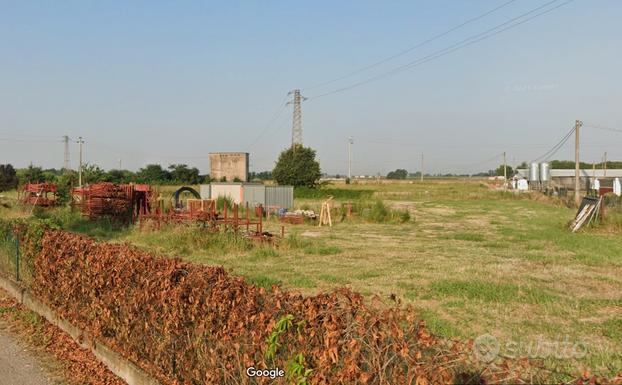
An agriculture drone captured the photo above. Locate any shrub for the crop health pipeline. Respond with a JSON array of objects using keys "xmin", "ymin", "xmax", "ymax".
[
  {"xmin": 294, "ymin": 187, "xmax": 374, "ymax": 200},
  {"xmin": 367, "ymin": 200, "xmax": 390, "ymax": 222}
]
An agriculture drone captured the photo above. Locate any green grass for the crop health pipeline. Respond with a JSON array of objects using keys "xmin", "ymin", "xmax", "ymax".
[
  {"xmin": 251, "ymin": 247, "xmax": 280, "ymax": 261},
  {"xmin": 601, "ymin": 319, "xmax": 622, "ymax": 340},
  {"xmin": 451, "ymin": 232, "xmax": 486, "ymax": 242},
  {"xmin": 302, "ymin": 245, "xmax": 342, "ymax": 255},
  {"xmin": 419, "ymin": 309, "xmax": 462, "ymax": 338},
  {"xmin": 429, "ymin": 279, "xmax": 557, "ymax": 304},
  {"xmin": 245, "ymin": 274, "xmax": 282, "ymax": 289},
  {"xmin": 294, "ymin": 187, "xmax": 374, "ymax": 200}
]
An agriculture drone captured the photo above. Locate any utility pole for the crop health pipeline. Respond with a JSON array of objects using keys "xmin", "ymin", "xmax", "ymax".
[
  {"xmin": 77, "ymin": 137, "xmax": 84, "ymax": 186},
  {"xmin": 604, "ymin": 152, "xmax": 607, "ymax": 178},
  {"xmin": 118, "ymin": 158, "xmax": 122, "ymax": 170},
  {"xmin": 63, "ymin": 135, "xmax": 70, "ymax": 172},
  {"xmin": 420, "ymin": 153, "xmax": 424, "ymax": 182},
  {"xmin": 503, "ymin": 151, "xmax": 507, "ymax": 191},
  {"xmin": 347, "ymin": 137, "xmax": 353, "ymax": 180},
  {"xmin": 574, "ymin": 120, "xmax": 583, "ymax": 206},
  {"xmin": 287, "ymin": 89, "xmax": 306, "ymax": 148}
]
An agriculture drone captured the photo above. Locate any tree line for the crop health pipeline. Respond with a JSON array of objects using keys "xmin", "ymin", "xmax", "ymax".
[
  {"xmin": 383, "ymin": 158, "xmax": 622, "ymax": 180},
  {"xmin": 0, "ymin": 163, "xmax": 279, "ymax": 192}
]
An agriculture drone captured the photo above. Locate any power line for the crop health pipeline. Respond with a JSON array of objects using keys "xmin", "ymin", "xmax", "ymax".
[
  {"xmin": 308, "ymin": 0, "xmax": 573, "ymax": 100},
  {"xmin": 0, "ymin": 131, "xmax": 61, "ymax": 139},
  {"xmin": 0, "ymin": 137, "xmax": 62, "ymax": 143},
  {"xmin": 584, "ymin": 123, "xmax": 622, "ymax": 134},
  {"xmin": 467, "ymin": 152, "xmax": 505, "ymax": 167},
  {"xmin": 303, "ymin": 0, "xmax": 519, "ymax": 91},
  {"xmin": 531, "ymin": 125, "xmax": 576, "ymax": 162},
  {"xmin": 244, "ymin": 94, "xmax": 290, "ymax": 150}
]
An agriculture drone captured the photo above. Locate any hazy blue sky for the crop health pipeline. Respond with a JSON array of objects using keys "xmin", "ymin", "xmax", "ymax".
[{"xmin": 1, "ymin": 0, "xmax": 620, "ymax": 175}]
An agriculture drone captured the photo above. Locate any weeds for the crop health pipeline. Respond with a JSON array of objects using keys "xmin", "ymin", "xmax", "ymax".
[
  {"xmin": 353, "ymin": 200, "xmax": 411, "ymax": 223},
  {"xmin": 130, "ymin": 225, "xmax": 253, "ymax": 255},
  {"xmin": 286, "ymin": 353, "xmax": 313, "ymax": 385},
  {"xmin": 265, "ymin": 314, "xmax": 294, "ymax": 362},
  {"xmin": 215, "ymin": 195, "xmax": 234, "ymax": 211}
]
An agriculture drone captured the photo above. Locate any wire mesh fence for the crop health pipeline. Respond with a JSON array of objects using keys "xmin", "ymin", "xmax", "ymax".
[{"xmin": 0, "ymin": 229, "xmax": 21, "ymax": 282}]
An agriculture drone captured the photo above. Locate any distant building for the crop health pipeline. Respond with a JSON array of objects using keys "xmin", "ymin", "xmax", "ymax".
[
  {"xmin": 209, "ymin": 152, "xmax": 249, "ymax": 182},
  {"xmin": 515, "ymin": 168, "xmax": 622, "ymax": 190}
]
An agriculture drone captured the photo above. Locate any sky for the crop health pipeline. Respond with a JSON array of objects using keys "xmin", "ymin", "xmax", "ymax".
[{"xmin": 1, "ymin": 0, "xmax": 621, "ymax": 176}]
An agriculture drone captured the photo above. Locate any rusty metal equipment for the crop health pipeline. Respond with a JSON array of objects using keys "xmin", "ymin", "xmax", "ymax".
[
  {"xmin": 21, "ymin": 183, "xmax": 58, "ymax": 206},
  {"xmin": 73, "ymin": 183, "xmax": 279, "ymax": 243},
  {"xmin": 132, "ymin": 184, "xmax": 153, "ymax": 217},
  {"xmin": 73, "ymin": 183, "xmax": 158, "ymax": 223},
  {"xmin": 139, "ymin": 199, "xmax": 274, "ymax": 243},
  {"xmin": 74, "ymin": 183, "xmax": 134, "ymax": 222}
]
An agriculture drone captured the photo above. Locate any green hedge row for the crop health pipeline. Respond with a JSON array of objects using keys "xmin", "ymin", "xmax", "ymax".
[{"xmin": 294, "ymin": 187, "xmax": 374, "ymax": 200}]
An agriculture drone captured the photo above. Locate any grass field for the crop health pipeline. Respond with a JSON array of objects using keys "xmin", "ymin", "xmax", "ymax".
[{"xmin": 3, "ymin": 179, "xmax": 622, "ymax": 380}]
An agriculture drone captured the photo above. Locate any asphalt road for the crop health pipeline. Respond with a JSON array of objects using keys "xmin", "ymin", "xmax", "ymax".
[{"xmin": 0, "ymin": 329, "xmax": 52, "ymax": 385}]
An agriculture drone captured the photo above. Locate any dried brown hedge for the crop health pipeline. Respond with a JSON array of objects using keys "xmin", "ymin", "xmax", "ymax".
[{"xmin": 31, "ymin": 230, "xmax": 526, "ymax": 385}]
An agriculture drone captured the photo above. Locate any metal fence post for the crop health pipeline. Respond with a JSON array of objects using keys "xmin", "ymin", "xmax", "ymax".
[{"xmin": 15, "ymin": 233, "xmax": 20, "ymax": 282}]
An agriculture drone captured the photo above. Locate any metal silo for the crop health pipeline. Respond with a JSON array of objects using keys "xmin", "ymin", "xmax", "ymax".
[
  {"xmin": 540, "ymin": 162, "xmax": 551, "ymax": 183},
  {"xmin": 529, "ymin": 162, "xmax": 540, "ymax": 182}
]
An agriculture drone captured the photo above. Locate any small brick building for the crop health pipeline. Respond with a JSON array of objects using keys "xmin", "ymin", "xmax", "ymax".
[{"xmin": 209, "ymin": 152, "xmax": 249, "ymax": 182}]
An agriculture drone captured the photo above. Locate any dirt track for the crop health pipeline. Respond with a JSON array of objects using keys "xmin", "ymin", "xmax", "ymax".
[{"xmin": 0, "ymin": 328, "xmax": 52, "ymax": 385}]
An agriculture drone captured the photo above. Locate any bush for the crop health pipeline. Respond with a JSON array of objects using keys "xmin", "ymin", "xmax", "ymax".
[
  {"xmin": 346, "ymin": 200, "xmax": 412, "ymax": 224},
  {"xmin": 294, "ymin": 187, "xmax": 374, "ymax": 200},
  {"xmin": 0, "ymin": 164, "xmax": 18, "ymax": 191},
  {"xmin": 367, "ymin": 200, "xmax": 390, "ymax": 222}
]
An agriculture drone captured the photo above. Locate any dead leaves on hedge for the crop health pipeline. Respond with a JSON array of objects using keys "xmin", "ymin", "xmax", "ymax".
[{"xmin": 30, "ymin": 230, "xmax": 553, "ymax": 385}]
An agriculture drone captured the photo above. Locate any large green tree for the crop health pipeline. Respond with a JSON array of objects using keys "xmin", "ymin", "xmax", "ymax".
[
  {"xmin": 273, "ymin": 145, "xmax": 321, "ymax": 187},
  {"xmin": 495, "ymin": 164, "xmax": 514, "ymax": 177},
  {"xmin": 17, "ymin": 165, "xmax": 45, "ymax": 184},
  {"xmin": 104, "ymin": 169, "xmax": 136, "ymax": 184},
  {"xmin": 168, "ymin": 164, "xmax": 201, "ymax": 184},
  {"xmin": 136, "ymin": 164, "xmax": 171, "ymax": 184},
  {"xmin": 0, "ymin": 164, "xmax": 18, "ymax": 191},
  {"xmin": 82, "ymin": 163, "xmax": 107, "ymax": 184},
  {"xmin": 386, "ymin": 169, "xmax": 408, "ymax": 179}
]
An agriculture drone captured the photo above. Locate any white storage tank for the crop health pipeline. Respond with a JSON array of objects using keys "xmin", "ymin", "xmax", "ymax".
[
  {"xmin": 540, "ymin": 162, "xmax": 551, "ymax": 182},
  {"xmin": 529, "ymin": 162, "xmax": 540, "ymax": 182}
]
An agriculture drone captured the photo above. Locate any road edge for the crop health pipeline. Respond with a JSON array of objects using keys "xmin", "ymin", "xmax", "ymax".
[{"xmin": 0, "ymin": 274, "xmax": 161, "ymax": 385}]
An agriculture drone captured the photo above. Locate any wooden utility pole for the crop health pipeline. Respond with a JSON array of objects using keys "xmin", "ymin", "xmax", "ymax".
[
  {"xmin": 420, "ymin": 153, "xmax": 424, "ymax": 182},
  {"xmin": 503, "ymin": 151, "xmax": 507, "ymax": 191},
  {"xmin": 604, "ymin": 152, "xmax": 608, "ymax": 178},
  {"xmin": 574, "ymin": 120, "xmax": 582, "ymax": 206},
  {"xmin": 347, "ymin": 137, "xmax": 353, "ymax": 180}
]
